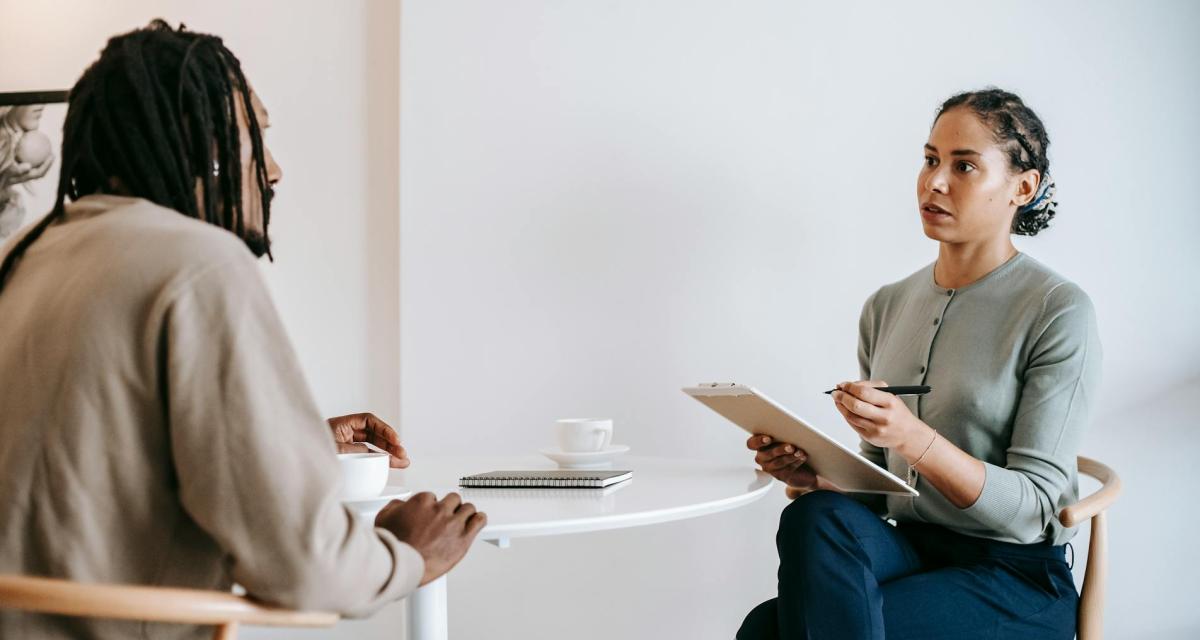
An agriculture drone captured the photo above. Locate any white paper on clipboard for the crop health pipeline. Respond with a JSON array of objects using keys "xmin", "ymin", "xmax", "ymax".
[{"xmin": 684, "ymin": 383, "xmax": 917, "ymax": 496}]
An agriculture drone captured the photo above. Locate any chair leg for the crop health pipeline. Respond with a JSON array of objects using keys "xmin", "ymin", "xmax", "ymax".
[
  {"xmin": 1077, "ymin": 510, "xmax": 1107, "ymax": 640},
  {"xmin": 212, "ymin": 622, "xmax": 238, "ymax": 640}
]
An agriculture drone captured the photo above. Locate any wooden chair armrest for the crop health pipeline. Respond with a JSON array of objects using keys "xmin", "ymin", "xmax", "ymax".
[
  {"xmin": 1058, "ymin": 456, "xmax": 1122, "ymax": 528},
  {"xmin": 0, "ymin": 575, "xmax": 339, "ymax": 628}
]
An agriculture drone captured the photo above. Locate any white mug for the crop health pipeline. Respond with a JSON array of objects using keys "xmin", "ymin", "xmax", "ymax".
[
  {"xmin": 336, "ymin": 452, "xmax": 389, "ymax": 501},
  {"xmin": 556, "ymin": 418, "xmax": 614, "ymax": 453}
]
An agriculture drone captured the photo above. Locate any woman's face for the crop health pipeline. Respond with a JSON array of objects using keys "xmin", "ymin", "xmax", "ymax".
[
  {"xmin": 916, "ymin": 107, "xmax": 1037, "ymax": 244},
  {"xmin": 13, "ymin": 105, "xmax": 44, "ymax": 132}
]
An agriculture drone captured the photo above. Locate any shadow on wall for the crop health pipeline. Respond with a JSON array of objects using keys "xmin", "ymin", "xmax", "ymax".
[
  {"xmin": 364, "ymin": 0, "xmax": 401, "ymax": 424},
  {"xmin": 1071, "ymin": 374, "xmax": 1200, "ymax": 639}
]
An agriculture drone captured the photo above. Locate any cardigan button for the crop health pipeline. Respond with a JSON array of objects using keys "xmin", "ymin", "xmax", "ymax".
[{"xmin": 919, "ymin": 365, "xmax": 926, "ymax": 374}]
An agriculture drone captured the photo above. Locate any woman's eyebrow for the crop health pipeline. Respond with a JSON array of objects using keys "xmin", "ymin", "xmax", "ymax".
[{"xmin": 924, "ymin": 143, "xmax": 981, "ymax": 157}]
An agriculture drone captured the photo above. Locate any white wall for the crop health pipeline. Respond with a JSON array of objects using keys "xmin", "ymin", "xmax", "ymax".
[{"xmin": 399, "ymin": 1, "xmax": 1200, "ymax": 639}]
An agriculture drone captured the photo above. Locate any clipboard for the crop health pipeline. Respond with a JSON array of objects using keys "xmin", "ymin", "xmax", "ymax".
[{"xmin": 683, "ymin": 383, "xmax": 917, "ymax": 496}]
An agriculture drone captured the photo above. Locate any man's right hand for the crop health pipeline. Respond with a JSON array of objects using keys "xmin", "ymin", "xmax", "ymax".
[
  {"xmin": 375, "ymin": 492, "xmax": 487, "ymax": 586},
  {"xmin": 747, "ymin": 434, "xmax": 819, "ymax": 492}
]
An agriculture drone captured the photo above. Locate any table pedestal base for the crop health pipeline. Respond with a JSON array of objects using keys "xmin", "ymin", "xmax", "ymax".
[{"xmin": 406, "ymin": 576, "xmax": 447, "ymax": 640}]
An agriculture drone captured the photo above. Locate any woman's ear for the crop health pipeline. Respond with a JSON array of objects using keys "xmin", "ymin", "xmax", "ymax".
[{"xmin": 1011, "ymin": 169, "xmax": 1040, "ymax": 208}]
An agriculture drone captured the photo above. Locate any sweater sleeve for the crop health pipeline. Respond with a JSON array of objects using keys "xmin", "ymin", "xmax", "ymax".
[
  {"xmin": 957, "ymin": 282, "xmax": 1102, "ymax": 542},
  {"xmin": 160, "ymin": 253, "xmax": 424, "ymax": 616}
]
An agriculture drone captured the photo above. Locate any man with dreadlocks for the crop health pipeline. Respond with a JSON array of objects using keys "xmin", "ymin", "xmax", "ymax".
[{"xmin": 0, "ymin": 21, "xmax": 484, "ymax": 638}]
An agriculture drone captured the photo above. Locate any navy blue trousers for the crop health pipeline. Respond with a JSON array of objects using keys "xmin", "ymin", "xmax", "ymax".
[{"xmin": 737, "ymin": 491, "xmax": 1078, "ymax": 640}]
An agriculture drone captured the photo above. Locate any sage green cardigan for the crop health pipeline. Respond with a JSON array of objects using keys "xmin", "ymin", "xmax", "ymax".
[{"xmin": 857, "ymin": 252, "xmax": 1102, "ymax": 546}]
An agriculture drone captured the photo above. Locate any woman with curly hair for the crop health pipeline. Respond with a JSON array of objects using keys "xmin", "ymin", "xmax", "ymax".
[{"xmin": 740, "ymin": 88, "xmax": 1099, "ymax": 640}]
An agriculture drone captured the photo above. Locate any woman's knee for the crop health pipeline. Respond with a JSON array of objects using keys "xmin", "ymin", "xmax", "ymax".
[
  {"xmin": 778, "ymin": 490, "xmax": 866, "ymax": 545},
  {"xmin": 736, "ymin": 598, "xmax": 779, "ymax": 640}
]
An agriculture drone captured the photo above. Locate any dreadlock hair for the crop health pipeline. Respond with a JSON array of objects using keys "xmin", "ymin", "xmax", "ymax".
[
  {"xmin": 0, "ymin": 19, "xmax": 272, "ymax": 294},
  {"xmin": 935, "ymin": 88, "xmax": 1057, "ymax": 236}
]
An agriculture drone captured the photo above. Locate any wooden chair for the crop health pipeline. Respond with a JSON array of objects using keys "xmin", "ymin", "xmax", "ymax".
[
  {"xmin": 1059, "ymin": 456, "xmax": 1121, "ymax": 640},
  {"xmin": 0, "ymin": 575, "xmax": 338, "ymax": 639},
  {"xmin": 784, "ymin": 455, "xmax": 1121, "ymax": 640}
]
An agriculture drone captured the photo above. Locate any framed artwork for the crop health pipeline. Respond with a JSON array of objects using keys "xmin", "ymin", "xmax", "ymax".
[{"xmin": 0, "ymin": 90, "xmax": 68, "ymax": 240}]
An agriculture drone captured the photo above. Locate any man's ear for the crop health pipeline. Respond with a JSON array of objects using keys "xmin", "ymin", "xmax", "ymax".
[{"xmin": 1012, "ymin": 169, "xmax": 1040, "ymax": 208}]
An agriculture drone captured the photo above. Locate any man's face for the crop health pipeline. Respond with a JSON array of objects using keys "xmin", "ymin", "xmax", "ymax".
[{"xmin": 235, "ymin": 88, "xmax": 282, "ymax": 256}]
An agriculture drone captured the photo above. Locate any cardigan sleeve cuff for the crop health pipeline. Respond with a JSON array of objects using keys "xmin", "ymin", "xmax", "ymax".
[{"xmin": 958, "ymin": 461, "xmax": 1027, "ymax": 534}]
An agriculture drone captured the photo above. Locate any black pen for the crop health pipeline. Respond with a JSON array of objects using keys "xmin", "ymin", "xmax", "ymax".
[{"xmin": 824, "ymin": 385, "xmax": 931, "ymax": 396}]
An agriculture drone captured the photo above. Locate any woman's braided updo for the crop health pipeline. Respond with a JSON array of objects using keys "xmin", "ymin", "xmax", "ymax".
[{"xmin": 935, "ymin": 88, "xmax": 1056, "ymax": 236}]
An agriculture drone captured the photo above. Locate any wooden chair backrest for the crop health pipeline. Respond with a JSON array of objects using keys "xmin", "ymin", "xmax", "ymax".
[
  {"xmin": 0, "ymin": 575, "xmax": 338, "ymax": 640},
  {"xmin": 1060, "ymin": 456, "xmax": 1121, "ymax": 640}
]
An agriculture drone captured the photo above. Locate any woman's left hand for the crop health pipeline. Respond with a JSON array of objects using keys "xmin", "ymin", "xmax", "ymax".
[{"xmin": 831, "ymin": 380, "xmax": 931, "ymax": 456}]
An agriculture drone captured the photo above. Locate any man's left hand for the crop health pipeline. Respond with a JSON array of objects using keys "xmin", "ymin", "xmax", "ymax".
[{"xmin": 328, "ymin": 412, "xmax": 410, "ymax": 468}]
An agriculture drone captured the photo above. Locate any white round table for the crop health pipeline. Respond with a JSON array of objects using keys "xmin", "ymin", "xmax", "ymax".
[{"xmin": 358, "ymin": 455, "xmax": 773, "ymax": 640}]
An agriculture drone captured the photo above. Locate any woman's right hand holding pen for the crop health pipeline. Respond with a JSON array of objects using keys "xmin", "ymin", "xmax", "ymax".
[{"xmin": 747, "ymin": 434, "xmax": 819, "ymax": 492}]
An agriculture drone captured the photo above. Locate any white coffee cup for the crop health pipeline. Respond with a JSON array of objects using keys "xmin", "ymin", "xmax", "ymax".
[
  {"xmin": 556, "ymin": 418, "xmax": 614, "ymax": 453},
  {"xmin": 336, "ymin": 452, "xmax": 389, "ymax": 501}
]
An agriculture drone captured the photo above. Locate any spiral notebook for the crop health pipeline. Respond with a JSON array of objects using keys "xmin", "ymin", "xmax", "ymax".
[{"xmin": 459, "ymin": 469, "xmax": 633, "ymax": 488}]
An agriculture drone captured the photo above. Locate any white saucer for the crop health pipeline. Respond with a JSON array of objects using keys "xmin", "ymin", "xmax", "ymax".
[
  {"xmin": 342, "ymin": 486, "xmax": 413, "ymax": 512},
  {"xmin": 538, "ymin": 444, "xmax": 631, "ymax": 469}
]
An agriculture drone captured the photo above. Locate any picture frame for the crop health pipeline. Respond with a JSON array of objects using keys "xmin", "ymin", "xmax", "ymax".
[{"xmin": 0, "ymin": 90, "xmax": 68, "ymax": 240}]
